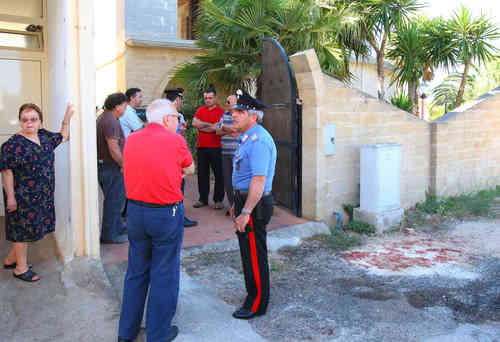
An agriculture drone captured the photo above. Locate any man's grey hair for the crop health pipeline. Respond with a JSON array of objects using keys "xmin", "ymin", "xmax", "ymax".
[
  {"xmin": 146, "ymin": 99, "xmax": 176, "ymax": 124},
  {"xmin": 249, "ymin": 109, "xmax": 264, "ymax": 123}
]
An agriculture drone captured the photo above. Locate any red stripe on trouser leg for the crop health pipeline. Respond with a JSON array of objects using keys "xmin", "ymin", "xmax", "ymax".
[{"xmin": 248, "ymin": 216, "xmax": 262, "ymax": 313}]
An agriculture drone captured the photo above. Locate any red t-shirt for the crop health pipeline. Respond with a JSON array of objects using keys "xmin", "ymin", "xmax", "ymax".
[
  {"xmin": 194, "ymin": 104, "xmax": 224, "ymax": 148},
  {"xmin": 123, "ymin": 123, "xmax": 193, "ymax": 204}
]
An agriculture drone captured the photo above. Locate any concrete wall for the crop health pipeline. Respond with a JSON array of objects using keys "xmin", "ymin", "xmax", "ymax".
[
  {"xmin": 291, "ymin": 49, "xmax": 431, "ymax": 225},
  {"xmin": 95, "ymin": 0, "xmax": 126, "ymax": 106},
  {"xmin": 349, "ymin": 59, "xmax": 396, "ymax": 100},
  {"xmin": 125, "ymin": 45, "xmax": 203, "ymax": 103},
  {"xmin": 431, "ymin": 87, "xmax": 500, "ymax": 196},
  {"xmin": 126, "ymin": 0, "xmax": 178, "ymax": 41}
]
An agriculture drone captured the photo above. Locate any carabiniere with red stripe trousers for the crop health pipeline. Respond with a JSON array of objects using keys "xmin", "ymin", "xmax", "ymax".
[{"xmin": 230, "ymin": 88, "xmax": 277, "ymax": 320}]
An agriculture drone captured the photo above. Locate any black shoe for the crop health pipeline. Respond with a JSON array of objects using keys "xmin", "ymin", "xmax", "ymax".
[
  {"xmin": 100, "ymin": 233, "xmax": 128, "ymax": 244},
  {"xmin": 232, "ymin": 307, "xmax": 264, "ymax": 319},
  {"xmin": 117, "ymin": 337, "xmax": 132, "ymax": 342},
  {"xmin": 166, "ymin": 325, "xmax": 179, "ymax": 342},
  {"xmin": 183, "ymin": 217, "xmax": 198, "ymax": 227},
  {"xmin": 225, "ymin": 210, "xmax": 230, "ymax": 217}
]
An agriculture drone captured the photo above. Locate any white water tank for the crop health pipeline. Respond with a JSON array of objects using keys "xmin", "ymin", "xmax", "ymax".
[{"xmin": 359, "ymin": 143, "xmax": 402, "ymax": 213}]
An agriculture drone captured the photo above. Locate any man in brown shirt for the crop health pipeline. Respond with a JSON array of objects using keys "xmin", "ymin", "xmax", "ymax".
[{"xmin": 96, "ymin": 92, "xmax": 128, "ymax": 244}]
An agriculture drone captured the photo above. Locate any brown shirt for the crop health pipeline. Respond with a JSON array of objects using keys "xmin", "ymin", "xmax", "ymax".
[{"xmin": 96, "ymin": 111, "xmax": 125, "ymax": 164}]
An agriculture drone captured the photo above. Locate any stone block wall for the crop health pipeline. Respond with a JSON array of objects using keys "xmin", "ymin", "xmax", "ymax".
[
  {"xmin": 126, "ymin": 0, "xmax": 178, "ymax": 41},
  {"xmin": 291, "ymin": 49, "xmax": 500, "ymax": 226},
  {"xmin": 431, "ymin": 88, "xmax": 500, "ymax": 196},
  {"xmin": 125, "ymin": 45, "xmax": 203, "ymax": 104},
  {"xmin": 291, "ymin": 50, "xmax": 431, "ymax": 225}
]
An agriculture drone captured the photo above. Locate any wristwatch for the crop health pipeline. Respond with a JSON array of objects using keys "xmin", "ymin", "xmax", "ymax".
[{"xmin": 241, "ymin": 208, "xmax": 252, "ymax": 215}]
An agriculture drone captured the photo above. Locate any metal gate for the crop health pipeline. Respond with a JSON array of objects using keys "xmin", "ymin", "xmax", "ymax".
[{"xmin": 260, "ymin": 38, "xmax": 302, "ymax": 217}]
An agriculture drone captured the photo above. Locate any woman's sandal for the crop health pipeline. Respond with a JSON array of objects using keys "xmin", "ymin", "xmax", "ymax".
[
  {"xmin": 4, "ymin": 263, "xmax": 33, "ymax": 270},
  {"xmin": 13, "ymin": 269, "xmax": 39, "ymax": 282}
]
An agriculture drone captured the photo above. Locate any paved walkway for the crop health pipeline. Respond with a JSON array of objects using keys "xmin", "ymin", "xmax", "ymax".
[
  {"xmin": 0, "ymin": 175, "xmax": 309, "ymax": 342},
  {"xmin": 101, "ymin": 174, "xmax": 307, "ymax": 265}
]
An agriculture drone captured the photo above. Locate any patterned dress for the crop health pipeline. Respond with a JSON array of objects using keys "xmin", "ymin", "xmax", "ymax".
[{"xmin": 0, "ymin": 129, "xmax": 63, "ymax": 242}]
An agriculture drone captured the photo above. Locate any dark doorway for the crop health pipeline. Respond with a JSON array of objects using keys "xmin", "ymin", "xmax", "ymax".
[{"xmin": 260, "ymin": 38, "xmax": 302, "ymax": 217}]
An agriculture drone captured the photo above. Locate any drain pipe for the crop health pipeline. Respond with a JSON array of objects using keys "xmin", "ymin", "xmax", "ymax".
[{"xmin": 332, "ymin": 211, "xmax": 342, "ymax": 232}]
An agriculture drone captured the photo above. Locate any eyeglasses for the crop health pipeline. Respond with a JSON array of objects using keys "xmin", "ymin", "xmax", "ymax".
[{"xmin": 20, "ymin": 117, "xmax": 39, "ymax": 123}]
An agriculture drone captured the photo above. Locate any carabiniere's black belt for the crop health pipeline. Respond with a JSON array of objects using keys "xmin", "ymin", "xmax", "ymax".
[
  {"xmin": 234, "ymin": 190, "xmax": 272, "ymax": 197},
  {"xmin": 129, "ymin": 199, "xmax": 180, "ymax": 208}
]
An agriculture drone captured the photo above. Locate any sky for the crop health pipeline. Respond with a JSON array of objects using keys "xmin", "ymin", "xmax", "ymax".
[{"xmin": 421, "ymin": 0, "xmax": 500, "ymax": 23}]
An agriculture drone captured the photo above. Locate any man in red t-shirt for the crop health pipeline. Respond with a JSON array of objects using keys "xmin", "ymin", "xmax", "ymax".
[
  {"xmin": 192, "ymin": 85, "xmax": 225, "ymax": 209},
  {"xmin": 118, "ymin": 99, "xmax": 194, "ymax": 342}
]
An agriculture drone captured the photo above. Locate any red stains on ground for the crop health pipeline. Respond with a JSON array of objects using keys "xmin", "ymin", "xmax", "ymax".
[{"xmin": 341, "ymin": 236, "xmax": 465, "ymax": 273}]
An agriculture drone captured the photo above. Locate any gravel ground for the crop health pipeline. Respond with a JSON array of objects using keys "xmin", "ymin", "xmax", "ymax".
[{"xmin": 182, "ymin": 219, "xmax": 500, "ymax": 342}]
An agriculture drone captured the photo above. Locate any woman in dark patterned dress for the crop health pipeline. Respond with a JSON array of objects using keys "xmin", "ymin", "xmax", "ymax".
[{"xmin": 1, "ymin": 103, "xmax": 74, "ymax": 282}]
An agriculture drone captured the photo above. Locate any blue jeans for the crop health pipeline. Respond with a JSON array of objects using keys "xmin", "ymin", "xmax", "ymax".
[
  {"xmin": 97, "ymin": 162, "xmax": 126, "ymax": 241},
  {"xmin": 118, "ymin": 201, "xmax": 184, "ymax": 342}
]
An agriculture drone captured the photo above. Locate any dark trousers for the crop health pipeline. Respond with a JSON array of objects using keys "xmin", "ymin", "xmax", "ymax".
[
  {"xmin": 97, "ymin": 162, "xmax": 126, "ymax": 241},
  {"xmin": 234, "ymin": 192, "xmax": 273, "ymax": 314},
  {"xmin": 222, "ymin": 154, "xmax": 234, "ymax": 206},
  {"xmin": 197, "ymin": 147, "xmax": 224, "ymax": 204},
  {"xmin": 118, "ymin": 202, "xmax": 184, "ymax": 342}
]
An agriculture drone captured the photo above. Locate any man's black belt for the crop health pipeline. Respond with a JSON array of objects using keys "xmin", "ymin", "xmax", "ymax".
[
  {"xmin": 129, "ymin": 199, "xmax": 180, "ymax": 208},
  {"xmin": 234, "ymin": 190, "xmax": 272, "ymax": 197}
]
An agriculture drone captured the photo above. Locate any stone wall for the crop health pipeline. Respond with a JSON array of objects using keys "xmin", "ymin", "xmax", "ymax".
[
  {"xmin": 290, "ymin": 49, "xmax": 500, "ymax": 226},
  {"xmin": 431, "ymin": 88, "xmax": 500, "ymax": 196},
  {"xmin": 126, "ymin": 0, "xmax": 178, "ymax": 41},
  {"xmin": 125, "ymin": 44, "xmax": 203, "ymax": 104},
  {"xmin": 291, "ymin": 49, "xmax": 431, "ymax": 225}
]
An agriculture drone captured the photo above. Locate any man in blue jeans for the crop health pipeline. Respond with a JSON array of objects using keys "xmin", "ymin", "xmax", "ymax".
[
  {"xmin": 118, "ymin": 99, "xmax": 194, "ymax": 342},
  {"xmin": 96, "ymin": 93, "xmax": 128, "ymax": 244}
]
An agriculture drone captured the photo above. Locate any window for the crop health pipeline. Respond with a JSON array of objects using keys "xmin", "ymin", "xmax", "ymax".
[{"xmin": 178, "ymin": 0, "xmax": 200, "ymax": 40}]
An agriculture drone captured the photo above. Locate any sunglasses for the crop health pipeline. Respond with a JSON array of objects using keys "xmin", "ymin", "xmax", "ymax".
[{"xmin": 20, "ymin": 117, "xmax": 40, "ymax": 123}]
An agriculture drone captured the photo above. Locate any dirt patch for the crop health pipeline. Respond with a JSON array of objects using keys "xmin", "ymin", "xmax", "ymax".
[{"xmin": 182, "ymin": 219, "xmax": 500, "ymax": 341}]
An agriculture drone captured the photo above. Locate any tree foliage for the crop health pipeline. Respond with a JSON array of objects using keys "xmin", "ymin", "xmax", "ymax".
[
  {"xmin": 341, "ymin": 0, "xmax": 425, "ymax": 100},
  {"xmin": 447, "ymin": 6, "xmax": 500, "ymax": 107},
  {"xmin": 170, "ymin": 0, "xmax": 368, "ymax": 94}
]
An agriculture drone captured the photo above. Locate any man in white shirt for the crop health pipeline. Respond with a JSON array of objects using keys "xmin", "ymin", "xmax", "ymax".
[{"xmin": 120, "ymin": 88, "xmax": 145, "ymax": 139}]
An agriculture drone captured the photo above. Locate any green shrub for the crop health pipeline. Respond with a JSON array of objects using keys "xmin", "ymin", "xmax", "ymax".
[
  {"xmin": 391, "ymin": 92, "xmax": 413, "ymax": 112},
  {"xmin": 413, "ymin": 186, "xmax": 500, "ymax": 218},
  {"xmin": 346, "ymin": 220, "xmax": 376, "ymax": 235},
  {"xmin": 327, "ymin": 229, "xmax": 362, "ymax": 251},
  {"xmin": 342, "ymin": 203, "xmax": 359, "ymax": 222}
]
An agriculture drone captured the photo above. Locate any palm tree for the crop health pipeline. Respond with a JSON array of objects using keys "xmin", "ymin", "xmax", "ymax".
[
  {"xmin": 387, "ymin": 19, "xmax": 426, "ymax": 114},
  {"xmin": 171, "ymin": 0, "xmax": 368, "ymax": 94},
  {"xmin": 344, "ymin": 0, "xmax": 425, "ymax": 101},
  {"xmin": 447, "ymin": 6, "xmax": 500, "ymax": 107},
  {"xmin": 432, "ymin": 72, "xmax": 476, "ymax": 111},
  {"xmin": 387, "ymin": 16, "xmax": 458, "ymax": 115}
]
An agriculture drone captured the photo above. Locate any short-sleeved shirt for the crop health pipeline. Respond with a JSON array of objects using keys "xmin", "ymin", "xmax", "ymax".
[
  {"xmin": 123, "ymin": 123, "xmax": 193, "ymax": 204},
  {"xmin": 96, "ymin": 111, "xmax": 125, "ymax": 164},
  {"xmin": 120, "ymin": 105, "xmax": 144, "ymax": 139},
  {"xmin": 232, "ymin": 124, "xmax": 277, "ymax": 192},
  {"xmin": 217, "ymin": 111, "xmax": 239, "ymax": 155},
  {"xmin": 176, "ymin": 112, "xmax": 186, "ymax": 135},
  {"xmin": 194, "ymin": 104, "xmax": 224, "ymax": 148}
]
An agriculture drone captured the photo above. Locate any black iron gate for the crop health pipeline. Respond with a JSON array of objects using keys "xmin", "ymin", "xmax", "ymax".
[{"xmin": 260, "ymin": 38, "xmax": 302, "ymax": 217}]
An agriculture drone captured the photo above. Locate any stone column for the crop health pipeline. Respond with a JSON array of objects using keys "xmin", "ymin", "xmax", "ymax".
[
  {"xmin": 65, "ymin": 0, "xmax": 100, "ymax": 259},
  {"xmin": 290, "ymin": 49, "xmax": 324, "ymax": 220}
]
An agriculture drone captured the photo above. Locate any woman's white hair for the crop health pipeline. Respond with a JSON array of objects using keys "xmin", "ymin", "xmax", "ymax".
[
  {"xmin": 146, "ymin": 99, "xmax": 176, "ymax": 124},
  {"xmin": 248, "ymin": 109, "xmax": 264, "ymax": 123}
]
